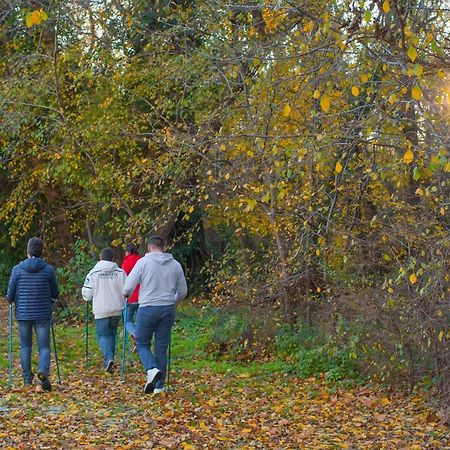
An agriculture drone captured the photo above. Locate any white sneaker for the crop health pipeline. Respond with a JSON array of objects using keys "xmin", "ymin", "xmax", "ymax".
[
  {"xmin": 153, "ymin": 387, "xmax": 165, "ymax": 394},
  {"xmin": 144, "ymin": 368, "xmax": 162, "ymax": 394}
]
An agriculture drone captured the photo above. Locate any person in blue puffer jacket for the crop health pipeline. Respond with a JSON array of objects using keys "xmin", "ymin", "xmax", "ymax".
[{"xmin": 7, "ymin": 237, "xmax": 59, "ymax": 391}]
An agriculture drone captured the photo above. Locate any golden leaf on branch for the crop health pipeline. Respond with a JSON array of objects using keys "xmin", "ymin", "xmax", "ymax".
[
  {"xmin": 403, "ymin": 149, "xmax": 414, "ymax": 164},
  {"xmin": 411, "ymin": 85, "xmax": 423, "ymax": 100},
  {"xmin": 320, "ymin": 96, "xmax": 331, "ymax": 113},
  {"xmin": 407, "ymin": 47, "xmax": 418, "ymax": 62}
]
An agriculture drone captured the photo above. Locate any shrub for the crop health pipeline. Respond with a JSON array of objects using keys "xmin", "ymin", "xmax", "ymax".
[{"xmin": 55, "ymin": 239, "xmax": 96, "ymax": 321}]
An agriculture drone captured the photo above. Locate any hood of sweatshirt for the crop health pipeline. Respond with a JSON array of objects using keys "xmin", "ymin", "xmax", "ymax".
[
  {"xmin": 93, "ymin": 260, "xmax": 120, "ymax": 272},
  {"xmin": 144, "ymin": 252, "xmax": 174, "ymax": 265},
  {"xmin": 19, "ymin": 257, "xmax": 48, "ymax": 273}
]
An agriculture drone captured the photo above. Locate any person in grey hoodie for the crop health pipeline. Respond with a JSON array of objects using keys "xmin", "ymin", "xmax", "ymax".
[
  {"xmin": 123, "ymin": 235, "xmax": 187, "ymax": 394},
  {"xmin": 82, "ymin": 247, "xmax": 127, "ymax": 373}
]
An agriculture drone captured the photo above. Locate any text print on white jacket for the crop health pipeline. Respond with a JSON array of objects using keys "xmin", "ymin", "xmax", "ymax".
[{"xmin": 82, "ymin": 260, "xmax": 127, "ymax": 319}]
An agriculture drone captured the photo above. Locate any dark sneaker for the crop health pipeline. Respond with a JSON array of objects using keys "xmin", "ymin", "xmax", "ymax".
[
  {"xmin": 144, "ymin": 368, "xmax": 162, "ymax": 394},
  {"xmin": 105, "ymin": 360, "xmax": 114, "ymax": 373},
  {"xmin": 37, "ymin": 372, "xmax": 52, "ymax": 392}
]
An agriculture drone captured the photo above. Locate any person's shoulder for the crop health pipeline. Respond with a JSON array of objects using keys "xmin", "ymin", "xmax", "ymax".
[
  {"xmin": 171, "ymin": 257, "xmax": 183, "ymax": 270},
  {"xmin": 12, "ymin": 259, "xmax": 27, "ymax": 273},
  {"xmin": 39, "ymin": 262, "xmax": 59, "ymax": 279},
  {"xmin": 43, "ymin": 261, "xmax": 56, "ymax": 271},
  {"xmin": 10, "ymin": 263, "xmax": 21, "ymax": 276},
  {"xmin": 86, "ymin": 265, "xmax": 101, "ymax": 277},
  {"xmin": 12, "ymin": 262, "xmax": 22, "ymax": 271},
  {"xmin": 133, "ymin": 256, "xmax": 145, "ymax": 266}
]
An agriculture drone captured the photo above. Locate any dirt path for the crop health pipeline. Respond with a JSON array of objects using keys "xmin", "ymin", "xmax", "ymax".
[
  {"xmin": 0, "ymin": 365, "xmax": 449, "ymax": 449},
  {"xmin": 0, "ymin": 306, "xmax": 448, "ymax": 449}
]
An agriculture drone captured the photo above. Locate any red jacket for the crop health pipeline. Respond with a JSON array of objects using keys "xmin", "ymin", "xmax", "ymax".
[{"xmin": 121, "ymin": 253, "xmax": 141, "ymax": 303}]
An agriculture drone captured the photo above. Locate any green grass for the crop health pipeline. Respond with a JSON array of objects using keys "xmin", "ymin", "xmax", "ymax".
[{"xmin": 0, "ymin": 304, "xmax": 363, "ymax": 388}]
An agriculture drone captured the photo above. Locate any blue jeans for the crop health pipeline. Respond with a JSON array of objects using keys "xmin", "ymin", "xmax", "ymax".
[
  {"xmin": 135, "ymin": 305, "xmax": 175, "ymax": 389},
  {"xmin": 125, "ymin": 303, "xmax": 139, "ymax": 337},
  {"xmin": 95, "ymin": 316, "xmax": 121, "ymax": 367},
  {"xmin": 17, "ymin": 320, "xmax": 51, "ymax": 384}
]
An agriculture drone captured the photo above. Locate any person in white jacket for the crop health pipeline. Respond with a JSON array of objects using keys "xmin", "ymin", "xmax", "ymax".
[
  {"xmin": 124, "ymin": 235, "xmax": 187, "ymax": 394},
  {"xmin": 82, "ymin": 247, "xmax": 127, "ymax": 373}
]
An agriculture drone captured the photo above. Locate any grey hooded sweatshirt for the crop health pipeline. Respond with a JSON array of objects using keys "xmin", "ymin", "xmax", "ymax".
[{"xmin": 123, "ymin": 252, "xmax": 187, "ymax": 307}]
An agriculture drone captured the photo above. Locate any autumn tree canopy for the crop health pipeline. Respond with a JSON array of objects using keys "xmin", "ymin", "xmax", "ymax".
[{"xmin": 1, "ymin": 0, "xmax": 449, "ymax": 393}]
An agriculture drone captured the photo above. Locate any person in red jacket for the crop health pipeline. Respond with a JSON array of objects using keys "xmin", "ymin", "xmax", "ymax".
[{"xmin": 121, "ymin": 243, "xmax": 141, "ymax": 341}]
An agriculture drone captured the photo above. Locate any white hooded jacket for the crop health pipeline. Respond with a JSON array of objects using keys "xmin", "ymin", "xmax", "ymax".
[{"xmin": 82, "ymin": 260, "xmax": 127, "ymax": 319}]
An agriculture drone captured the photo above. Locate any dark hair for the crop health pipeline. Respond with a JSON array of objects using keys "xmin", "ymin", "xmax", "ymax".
[
  {"xmin": 147, "ymin": 235, "xmax": 164, "ymax": 249},
  {"xmin": 125, "ymin": 243, "xmax": 139, "ymax": 254},
  {"xmin": 100, "ymin": 247, "xmax": 114, "ymax": 261},
  {"xmin": 27, "ymin": 237, "xmax": 44, "ymax": 257}
]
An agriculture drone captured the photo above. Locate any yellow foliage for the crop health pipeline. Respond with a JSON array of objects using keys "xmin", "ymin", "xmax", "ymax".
[
  {"xmin": 402, "ymin": 149, "xmax": 414, "ymax": 164},
  {"xmin": 411, "ymin": 85, "xmax": 423, "ymax": 100},
  {"xmin": 261, "ymin": 8, "xmax": 286, "ymax": 33},
  {"xmin": 320, "ymin": 95, "xmax": 331, "ymax": 113},
  {"xmin": 351, "ymin": 86, "xmax": 360, "ymax": 97},
  {"xmin": 360, "ymin": 73, "xmax": 369, "ymax": 83},
  {"xmin": 303, "ymin": 20, "xmax": 314, "ymax": 33},
  {"xmin": 25, "ymin": 9, "xmax": 48, "ymax": 28},
  {"xmin": 415, "ymin": 188, "xmax": 424, "ymax": 196},
  {"xmin": 407, "ymin": 47, "xmax": 418, "ymax": 62},
  {"xmin": 414, "ymin": 64, "xmax": 424, "ymax": 77}
]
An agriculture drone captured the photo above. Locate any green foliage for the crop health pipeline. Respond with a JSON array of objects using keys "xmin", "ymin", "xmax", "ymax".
[
  {"xmin": 175, "ymin": 305, "xmax": 364, "ymax": 384},
  {"xmin": 207, "ymin": 309, "xmax": 249, "ymax": 357},
  {"xmin": 276, "ymin": 324, "xmax": 363, "ymax": 383},
  {"xmin": 0, "ymin": 257, "xmax": 14, "ymax": 296},
  {"xmin": 56, "ymin": 239, "xmax": 96, "ymax": 304},
  {"xmin": 0, "ymin": 235, "xmax": 27, "ymax": 295}
]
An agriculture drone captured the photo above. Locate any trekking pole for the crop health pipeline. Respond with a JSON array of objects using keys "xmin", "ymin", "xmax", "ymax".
[
  {"xmin": 167, "ymin": 330, "xmax": 172, "ymax": 392},
  {"xmin": 121, "ymin": 302, "xmax": 128, "ymax": 381},
  {"xmin": 85, "ymin": 301, "xmax": 89, "ymax": 366},
  {"xmin": 51, "ymin": 322, "xmax": 61, "ymax": 384},
  {"xmin": 8, "ymin": 303, "xmax": 13, "ymax": 389}
]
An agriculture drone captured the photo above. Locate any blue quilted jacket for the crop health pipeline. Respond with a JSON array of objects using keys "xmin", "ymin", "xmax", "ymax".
[{"xmin": 7, "ymin": 257, "xmax": 59, "ymax": 321}]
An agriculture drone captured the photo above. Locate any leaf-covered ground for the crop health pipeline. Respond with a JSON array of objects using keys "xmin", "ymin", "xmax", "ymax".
[{"xmin": 0, "ymin": 310, "xmax": 449, "ymax": 449}]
